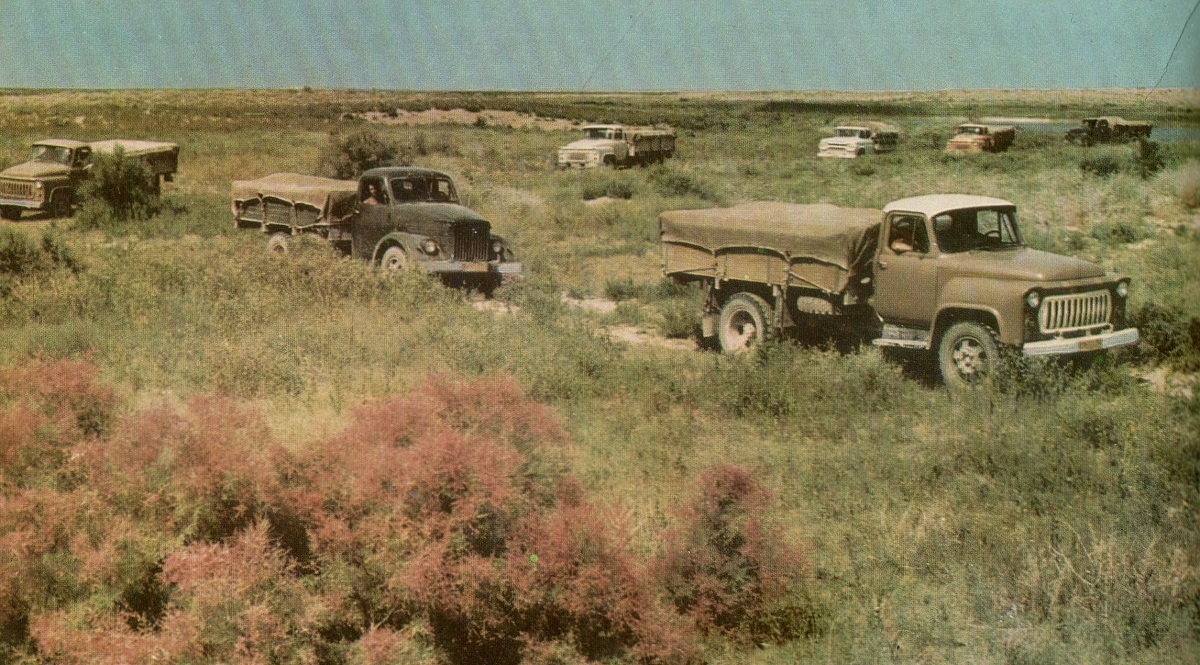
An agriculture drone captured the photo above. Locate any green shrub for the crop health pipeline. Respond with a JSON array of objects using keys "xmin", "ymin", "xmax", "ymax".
[
  {"xmin": 1090, "ymin": 218, "xmax": 1150, "ymax": 244},
  {"xmin": 1080, "ymin": 154, "xmax": 1122, "ymax": 178},
  {"xmin": 1132, "ymin": 302, "xmax": 1200, "ymax": 370},
  {"xmin": 74, "ymin": 148, "xmax": 162, "ymax": 229},
  {"xmin": 0, "ymin": 227, "xmax": 45, "ymax": 276},
  {"xmin": 317, "ymin": 127, "xmax": 406, "ymax": 179},
  {"xmin": 1135, "ymin": 140, "xmax": 1166, "ymax": 179}
]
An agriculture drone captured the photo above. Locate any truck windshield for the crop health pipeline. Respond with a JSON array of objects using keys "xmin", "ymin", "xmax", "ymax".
[
  {"xmin": 933, "ymin": 208, "xmax": 1023, "ymax": 253},
  {"xmin": 834, "ymin": 128, "xmax": 860, "ymax": 137},
  {"xmin": 29, "ymin": 145, "xmax": 72, "ymax": 164},
  {"xmin": 390, "ymin": 176, "xmax": 458, "ymax": 203},
  {"xmin": 585, "ymin": 128, "xmax": 613, "ymax": 139},
  {"xmin": 958, "ymin": 126, "xmax": 986, "ymax": 135}
]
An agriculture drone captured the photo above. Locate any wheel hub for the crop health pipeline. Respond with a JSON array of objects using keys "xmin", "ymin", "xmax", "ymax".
[{"xmin": 952, "ymin": 338, "xmax": 986, "ymax": 378}]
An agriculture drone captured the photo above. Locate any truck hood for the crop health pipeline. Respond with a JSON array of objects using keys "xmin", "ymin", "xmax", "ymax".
[
  {"xmin": 941, "ymin": 247, "xmax": 1105, "ymax": 282},
  {"xmin": 560, "ymin": 138, "xmax": 618, "ymax": 151},
  {"xmin": 0, "ymin": 160, "xmax": 69, "ymax": 179},
  {"xmin": 392, "ymin": 202, "xmax": 489, "ymax": 225}
]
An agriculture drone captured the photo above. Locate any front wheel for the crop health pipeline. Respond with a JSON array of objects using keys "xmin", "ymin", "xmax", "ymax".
[
  {"xmin": 380, "ymin": 245, "xmax": 408, "ymax": 271},
  {"xmin": 718, "ymin": 292, "xmax": 771, "ymax": 353},
  {"xmin": 937, "ymin": 321, "xmax": 1000, "ymax": 387}
]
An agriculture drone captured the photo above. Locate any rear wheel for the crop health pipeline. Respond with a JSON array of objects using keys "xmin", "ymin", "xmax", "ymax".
[
  {"xmin": 381, "ymin": 245, "xmax": 408, "ymax": 271},
  {"xmin": 937, "ymin": 321, "xmax": 1000, "ymax": 387},
  {"xmin": 718, "ymin": 292, "xmax": 771, "ymax": 353},
  {"xmin": 0, "ymin": 206, "xmax": 20, "ymax": 221},
  {"xmin": 267, "ymin": 232, "xmax": 291, "ymax": 254}
]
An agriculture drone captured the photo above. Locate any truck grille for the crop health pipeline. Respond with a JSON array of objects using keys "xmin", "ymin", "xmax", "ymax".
[
  {"xmin": 453, "ymin": 223, "xmax": 490, "ymax": 261},
  {"xmin": 0, "ymin": 179, "xmax": 39, "ymax": 201},
  {"xmin": 1039, "ymin": 290, "xmax": 1111, "ymax": 334}
]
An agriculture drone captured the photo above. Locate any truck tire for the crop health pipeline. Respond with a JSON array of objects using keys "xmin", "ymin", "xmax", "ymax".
[
  {"xmin": 718, "ymin": 292, "xmax": 770, "ymax": 353},
  {"xmin": 381, "ymin": 245, "xmax": 408, "ymax": 271},
  {"xmin": 267, "ymin": 232, "xmax": 291, "ymax": 254},
  {"xmin": 49, "ymin": 194, "xmax": 71, "ymax": 219},
  {"xmin": 937, "ymin": 321, "xmax": 1000, "ymax": 387},
  {"xmin": 0, "ymin": 206, "xmax": 20, "ymax": 221}
]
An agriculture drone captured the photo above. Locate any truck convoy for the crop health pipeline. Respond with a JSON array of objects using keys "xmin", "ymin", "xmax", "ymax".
[
  {"xmin": 557, "ymin": 124, "xmax": 676, "ymax": 168},
  {"xmin": 817, "ymin": 122, "xmax": 900, "ymax": 158},
  {"xmin": 233, "ymin": 167, "xmax": 521, "ymax": 292},
  {"xmin": 1065, "ymin": 117, "xmax": 1153, "ymax": 145},
  {"xmin": 945, "ymin": 124, "xmax": 1016, "ymax": 153},
  {"xmin": 660, "ymin": 195, "xmax": 1139, "ymax": 386},
  {"xmin": 0, "ymin": 138, "xmax": 179, "ymax": 220}
]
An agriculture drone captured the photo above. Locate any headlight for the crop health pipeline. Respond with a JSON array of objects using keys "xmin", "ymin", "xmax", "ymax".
[
  {"xmin": 35, "ymin": 182, "xmax": 44, "ymax": 189},
  {"xmin": 1115, "ymin": 281, "xmax": 1128, "ymax": 298},
  {"xmin": 1025, "ymin": 290, "xmax": 1041, "ymax": 309},
  {"xmin": 421, "ymin": 239, "xmax": 439, "ymax": 254},
  {"xmin": 490, "ymin": 239, "xmax": 504, "ymax": 255}
]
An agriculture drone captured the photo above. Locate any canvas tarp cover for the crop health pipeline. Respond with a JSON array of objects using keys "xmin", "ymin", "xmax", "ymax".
[
  {"xmin": 231, "ymin": 173, "xmax": 359, "ymax": 218},
  {"xmin": 88, "ymin": 139, "xmax": 179, "ymax": 157},
  {"xmin": 660, "ymin": 202, "xmax": 879, "ymax": 271}
]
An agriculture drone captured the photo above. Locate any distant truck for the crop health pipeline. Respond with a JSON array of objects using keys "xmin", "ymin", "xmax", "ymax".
[
  {"xmin": 945, "ymin": 124, "xmax": 1015, "ymax": 153},
  {"xmin": 817, "ymin": 122, "xmax": 900, "ymax": 158},
  {"xmin": 0, "ymin": 139, "xmax": 179, "ymax": 220},
  {"xmin": 1065, "ymin": 117, "xmax": 1152, "ymax": 146},
  {"xmin": 233, "ymin": 168, "xmax": 521, "ymax": 292},
  {"xmin": 660, "ymin": 195, "xmax": 1138, "ymax": 386},
  {"xmin": 557, "ymin": 124, "xmax": 676, "ymax": 168}
]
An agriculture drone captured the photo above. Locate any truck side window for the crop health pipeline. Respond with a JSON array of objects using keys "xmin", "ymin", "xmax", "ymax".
[{"xmin": 888, "ymin": 215, "xmax": 928, "ymax": 254}]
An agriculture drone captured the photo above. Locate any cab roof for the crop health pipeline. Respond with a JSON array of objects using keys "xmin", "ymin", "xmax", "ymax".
[
  {"xmin": 362, "ymin": 166, "xmax": 454, "ymax": 180},
  {"xmin": 884, "ymin": 194, "xmax": 1015, "ymax": 218},
  {"xmin": 33, "ymin": 139, "xmax": 88, "ymax": 149}
]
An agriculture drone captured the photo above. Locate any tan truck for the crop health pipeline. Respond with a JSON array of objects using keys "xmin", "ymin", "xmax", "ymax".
[
  {"xmin": 557, "ymin": 124, "xmax": 676, "ymax": 168},
  {"xmin": 817, "ymin": 122, "xmax": 900, "ymax": 158},
  {"xmin": 660, "ymin": 195, "xmax": 1139, "ymax": 386},
  {"xmin": 233, "ymin": 168, "xmax": 521, "ymax": 293},
  {"xmin": 945, "ymin": 124, "xmax": 1015, "ymax": 153},
  {"xmin": 0, "ymin": 139, "xmax": 179, "ymax": 220}
]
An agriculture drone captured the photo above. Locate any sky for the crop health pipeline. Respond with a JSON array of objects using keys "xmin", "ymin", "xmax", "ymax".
[{"xmin": 0, "ymin": 0, "xmax": 1197, "ymax": 91}]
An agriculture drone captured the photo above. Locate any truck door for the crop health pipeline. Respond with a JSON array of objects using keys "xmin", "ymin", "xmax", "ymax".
[
  {"xmin": 871, "ymin": 213, "xmax": 939, "ymax": 327},
  {"xmin": 352, "ymin": 176, "xmax": 392, "ymax": 262}
]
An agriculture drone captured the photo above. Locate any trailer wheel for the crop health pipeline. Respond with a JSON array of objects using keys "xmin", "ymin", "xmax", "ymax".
[
  {"xmin": 267, "ymin": 232, "xmax": 291, "ymax": 254},
  {"xmin": 0, "ymin": 206, "xmax": 20, "ymax": 221},
  {"xmin": 381, "ymin": 245, "xmax": 408, "ymax": 271},
  {"xmin": 937, "ymin": 321, "xmax": 1000, "ymax": 387},
  {"xmin": 718, "ymin": 292, "xmax": 771, "ymax": 353}
]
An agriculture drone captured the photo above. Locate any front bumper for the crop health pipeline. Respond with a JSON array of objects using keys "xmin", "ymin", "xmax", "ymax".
[
  {"xmin": 0, "ymin": 197, "xmax": 45, "ymax": 210},
  {"xmin": 1022, "ymin": 327, "xmax": 1139, "ymax": 357},
  {"xmin": 420, "ymin": 260, "xmax": 523, "ymax": 277}
]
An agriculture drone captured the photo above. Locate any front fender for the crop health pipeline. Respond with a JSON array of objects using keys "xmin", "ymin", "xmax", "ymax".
[
  {"xmin": 371, "ymin": 231, "xmax": 427, "ymax": 264},
  {"xmin": 936, "ymin": 277, "xmax": 1026, "ymax": 344}
]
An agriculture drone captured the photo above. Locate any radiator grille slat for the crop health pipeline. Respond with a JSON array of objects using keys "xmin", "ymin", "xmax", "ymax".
[
  {"xmin": 453, "ymin": 223, "xmax": 490, "ymax": 261},
  {"xmin": 0, "ymin": 179, "xmax": 40, "ymax": 201},
  {"xmin": 1039, "ymin": 290, "xmax": 1111, "ymax": 334}
]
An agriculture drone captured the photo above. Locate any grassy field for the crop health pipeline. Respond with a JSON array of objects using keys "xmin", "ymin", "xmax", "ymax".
[{"xmin": 0, "ymin": 89, "xmax": 1197, "ymax": 664}]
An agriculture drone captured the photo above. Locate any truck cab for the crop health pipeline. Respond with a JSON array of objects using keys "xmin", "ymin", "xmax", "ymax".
[{"xmin": 872, "ymin": 195, "xmax": 1138, "ymax": 383}]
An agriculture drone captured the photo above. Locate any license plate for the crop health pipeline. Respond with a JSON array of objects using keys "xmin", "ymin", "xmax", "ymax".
[{"xmin": 1079, "ymin": 337, "xmax": 1102, "ymax": 352}]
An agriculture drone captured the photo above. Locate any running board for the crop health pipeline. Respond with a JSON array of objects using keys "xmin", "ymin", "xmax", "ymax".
[{"xmin": 872, "ymin": 324, "xmax": 931, "ymax": 350}]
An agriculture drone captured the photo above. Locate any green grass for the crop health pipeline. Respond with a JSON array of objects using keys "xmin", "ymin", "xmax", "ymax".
[{"xmin": 0, "ymin": 89, "xmax": 1197, "ymax": 664}]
